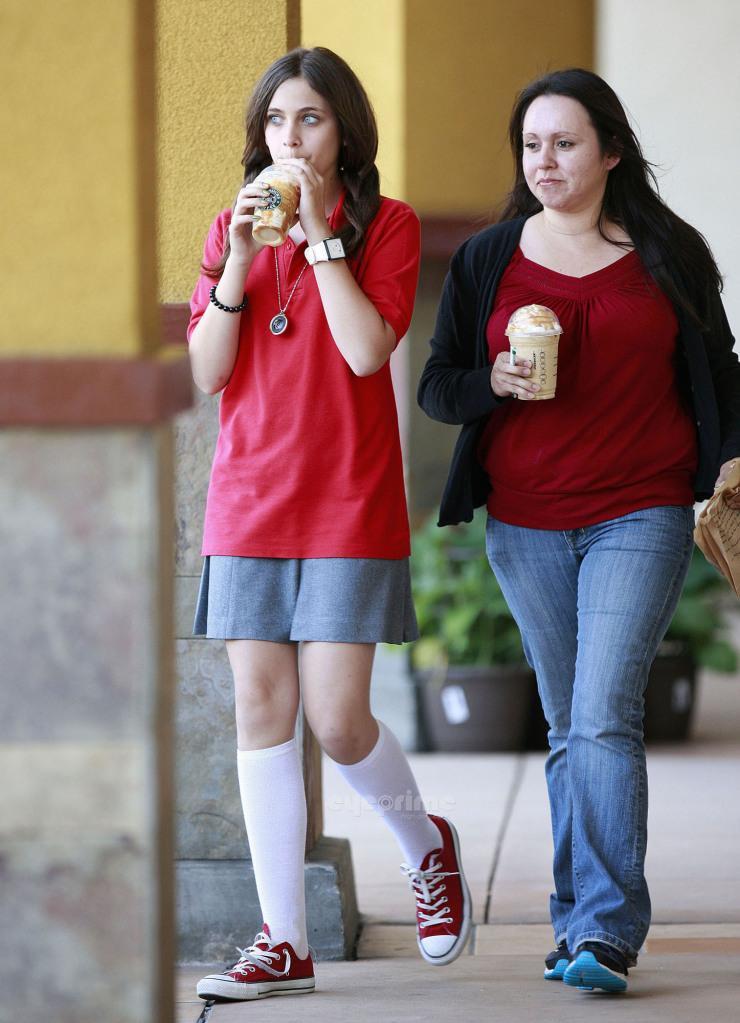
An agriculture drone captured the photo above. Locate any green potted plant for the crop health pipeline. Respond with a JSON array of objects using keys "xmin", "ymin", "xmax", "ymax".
[
  {"xmin": 410, "ymin": 509, "xmax": 535, "ymax": 751},
  {"xmin": 410, "ymin": 515, "xmax": 738, "ymax": 751},
  {"xmin": 644, "ymin": 547, "xmax": 738, "ymax": 742}
]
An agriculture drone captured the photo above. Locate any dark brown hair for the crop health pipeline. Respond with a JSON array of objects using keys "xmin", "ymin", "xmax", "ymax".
[
  {"xmin": 204, "ymin": 47, "xmax": 381, "ymax": 276},
  {"xmin": 499, "ymin": 68, "xmax": 722, "ymax": 325}
]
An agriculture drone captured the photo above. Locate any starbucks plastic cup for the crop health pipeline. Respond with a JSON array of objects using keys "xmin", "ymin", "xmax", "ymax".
[
  {"xmin": 505, "ymin": 304, "xmax": 563, "ymax": 400},
  {"xmin": 252, "ymin": 165, "xmax": 300, "ymax": 247}
]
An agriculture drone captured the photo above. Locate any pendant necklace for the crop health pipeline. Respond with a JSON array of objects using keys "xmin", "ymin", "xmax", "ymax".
[{"xmin": 270, "ymin": 249, "xmax": 309, "ymax": 335}]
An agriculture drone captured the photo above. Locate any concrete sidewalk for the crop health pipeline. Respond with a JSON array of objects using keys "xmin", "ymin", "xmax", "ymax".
[{"xmin": 176, "ymin": 671, "xmax": 740, "ymax": 1021}]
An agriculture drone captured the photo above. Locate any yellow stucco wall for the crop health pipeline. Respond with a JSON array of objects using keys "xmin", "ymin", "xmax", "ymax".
[
  {"xmin": 405, "ymin": 0, "xmax": 594, "ymax": 214},
  {"xmin": 1, "ymin": 1, "xmax": 594, "ymax": 350},
  {"xmin": 156, "ymin": 0, "xmax": 298, "ymax": 302},
  {"xmin": 0, "ymin": 0, "xmax": 157, "ymax": 355},
  {"xmin": 301, "ymin": 0, "xmax": 406, "ymax": 199},
  {"xmin": 302, "ymin": 0, "xmax": 592, "ymax": 214}
]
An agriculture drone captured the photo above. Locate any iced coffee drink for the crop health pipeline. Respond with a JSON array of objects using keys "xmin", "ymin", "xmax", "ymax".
[
  {"xmin": 505, "ymin": 304, "xmax": 563, "ymax": 400},
  {"xmin": 252, "ymin": 165, "xmax": 300, "ymax": 247}
]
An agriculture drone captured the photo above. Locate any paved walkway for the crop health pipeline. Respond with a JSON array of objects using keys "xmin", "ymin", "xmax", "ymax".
[{"xmin": 176, "ymin": 671, "xmax": 740, "ymax": 1022}]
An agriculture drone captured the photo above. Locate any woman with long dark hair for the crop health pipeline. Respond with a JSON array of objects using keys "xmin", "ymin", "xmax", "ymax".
[
  {"xmin": 419, "ymin": 68, "xmax": 740, "ymax": 993},
  {"xmin": 188, "ymin": 47, "xmax": 470, "ymax": 1003}
]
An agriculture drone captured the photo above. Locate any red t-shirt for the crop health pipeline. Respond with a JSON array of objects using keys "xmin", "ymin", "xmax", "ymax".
[
  {"xmin": 479, "ymin": 247, "xmax": 697, "ymax": 528},
  {"xmin": 188, "ymin": 194, "xmax": 420, "ymax": 558}
]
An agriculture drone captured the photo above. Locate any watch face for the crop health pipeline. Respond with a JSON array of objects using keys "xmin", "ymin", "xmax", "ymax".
[{"xmin": 326, "ymin": 238, "xmax": 345, "ymax": 258}]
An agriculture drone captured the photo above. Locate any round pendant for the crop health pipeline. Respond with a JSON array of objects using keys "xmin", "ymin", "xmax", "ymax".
[{"xmin": 269, "ymin": 313, "xmax": 288, "ymax": 335}]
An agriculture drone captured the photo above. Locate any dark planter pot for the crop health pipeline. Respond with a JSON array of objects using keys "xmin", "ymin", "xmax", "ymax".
[
  {"xmin": 413, "ymin": 664, "xmax": 535, "ymax": 752},
  {"xmin": 523, "ymin": 674, "xmax": 549, "ymax": 751},
  {"xmin": 521, "ymin": 647, "xmax": 698, "ymax": 751},
  {"xmin": 644, "ymin": 647, "xmax": 697, "ymax": 743}
]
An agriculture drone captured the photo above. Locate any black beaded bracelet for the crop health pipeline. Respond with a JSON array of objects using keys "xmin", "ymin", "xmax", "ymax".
[{"xmin": 209, "ymin": 285, "xmax": 247, "ymax": 313}]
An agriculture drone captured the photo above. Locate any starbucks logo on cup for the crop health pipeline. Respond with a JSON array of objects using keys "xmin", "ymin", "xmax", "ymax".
[{"xmin": 262, "ymin": 186, "xmax": 283, "ymax": 210}]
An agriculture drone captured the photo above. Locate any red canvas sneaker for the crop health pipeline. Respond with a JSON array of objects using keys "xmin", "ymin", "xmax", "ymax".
[
  {"xmin": 196, "ymin": 924, "xmax": 315, "ymax": 1001},
  {"xmin": 400, "ymin": 814, "xmax": 472, "ymax": 965}
]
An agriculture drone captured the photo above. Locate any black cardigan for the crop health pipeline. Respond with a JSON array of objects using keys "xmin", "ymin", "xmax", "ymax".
[{"xmin": 417, "ymin": 216, "xmax": 740, "ymax": 526}]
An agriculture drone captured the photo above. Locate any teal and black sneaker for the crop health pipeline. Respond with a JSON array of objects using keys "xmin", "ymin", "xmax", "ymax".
[
  {"xmin": 563, "ymin": 941, "xmax": 629, "ymax": 993},
  {"xmin": 543, "ymin": 940, "xmax": 572, "ymax": 981}
]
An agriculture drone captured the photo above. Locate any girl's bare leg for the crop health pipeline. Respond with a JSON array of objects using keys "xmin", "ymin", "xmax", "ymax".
[{"xmin": 300, "ymin": 642, "xmax": 442, "ymax": 865}]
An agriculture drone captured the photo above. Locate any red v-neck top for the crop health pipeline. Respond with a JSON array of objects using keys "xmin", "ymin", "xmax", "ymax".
[
  {"xmin": 188, "ymin": 193, "xmax": 420, "ymax": 558},
  {"xmin": 479, "ymin": 247, "xmax": 697, "ymax": 529}
]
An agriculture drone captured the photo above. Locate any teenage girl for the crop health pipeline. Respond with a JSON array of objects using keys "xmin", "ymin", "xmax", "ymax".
[{"xmin": 187, "ymin": 47, "xmax": 471, "ymax": 1003}]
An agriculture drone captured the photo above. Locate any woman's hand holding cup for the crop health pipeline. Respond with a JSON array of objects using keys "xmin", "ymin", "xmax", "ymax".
[{"xmin": 490, "ymin": 351, "xmax": 540, "ymax": 399}]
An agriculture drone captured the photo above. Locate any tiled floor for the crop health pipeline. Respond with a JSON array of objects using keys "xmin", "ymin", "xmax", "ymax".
[
  {"xmin": 177, "ymin": 940, "xmax": 740, "ymax": 1023},
  {"xmin": 322, "ymin": 746, "xmax": 740, "ymax": 927}
]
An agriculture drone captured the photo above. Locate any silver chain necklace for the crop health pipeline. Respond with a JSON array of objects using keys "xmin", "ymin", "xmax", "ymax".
[{"xmin": 270, "ymin": 249, "xmax": 309, "ymax": 335}]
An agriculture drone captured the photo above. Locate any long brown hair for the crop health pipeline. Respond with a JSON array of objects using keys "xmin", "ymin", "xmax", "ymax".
[
  {"xmin": 204, "ymin": 47, "xmax": 381, "ymax": 276},
  {"xmin": 499, "ymin": 68, "xmax": 722, "ymax": 327}
]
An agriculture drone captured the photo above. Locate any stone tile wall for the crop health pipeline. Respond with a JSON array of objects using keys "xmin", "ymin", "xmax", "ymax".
[{"xmin": 0, "ymin": 428, "xmax": 174, "ymax": 1022}]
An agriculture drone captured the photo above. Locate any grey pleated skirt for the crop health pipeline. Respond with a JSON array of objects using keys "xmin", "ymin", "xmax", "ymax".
[{"xmin": 193, "ymin": 555, "xmax": 419, "ymax": 644}]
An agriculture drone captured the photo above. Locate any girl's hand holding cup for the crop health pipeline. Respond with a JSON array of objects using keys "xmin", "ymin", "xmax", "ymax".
[
  {"xmin": 229, "ymin": 183, "xmax": 272, "ymax": 260},
  {"xmin": 275, "ymin": 157, "xmax": 330, "ymax": 243}
]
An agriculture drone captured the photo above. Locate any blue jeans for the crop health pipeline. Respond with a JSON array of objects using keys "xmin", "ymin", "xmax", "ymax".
[{"xmin": 485, "ymin": 505, "xmax": 694, "ymax": 962}]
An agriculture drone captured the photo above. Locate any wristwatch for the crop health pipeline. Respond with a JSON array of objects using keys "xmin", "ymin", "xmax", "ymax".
[{"xmin": 304, "ymin": 237, "xmax": 346, "ymax": 265}]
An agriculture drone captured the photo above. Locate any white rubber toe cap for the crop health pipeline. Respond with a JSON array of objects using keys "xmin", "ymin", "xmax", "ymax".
[{"xmin": 420, "ymin": 934, "xmax": 456, "ymax": 958}]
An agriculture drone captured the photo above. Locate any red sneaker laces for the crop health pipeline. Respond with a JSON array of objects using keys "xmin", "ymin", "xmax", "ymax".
[
  {"xmin": 400, "ymin": 853, "xmax": 457, "ymax": 928},
  {"xmin": 229, "ymin": 932, "xmax": 288, "ymax": 979}
]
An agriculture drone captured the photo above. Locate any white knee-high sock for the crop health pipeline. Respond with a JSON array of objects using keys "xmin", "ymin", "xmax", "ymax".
[
  {"xmin": 332, "ymin": 720, "xmax": 442, "ymax": 867},
  {"xmin": 236, "ymin": 738, "xmax": 309, "ymax": 959}
]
